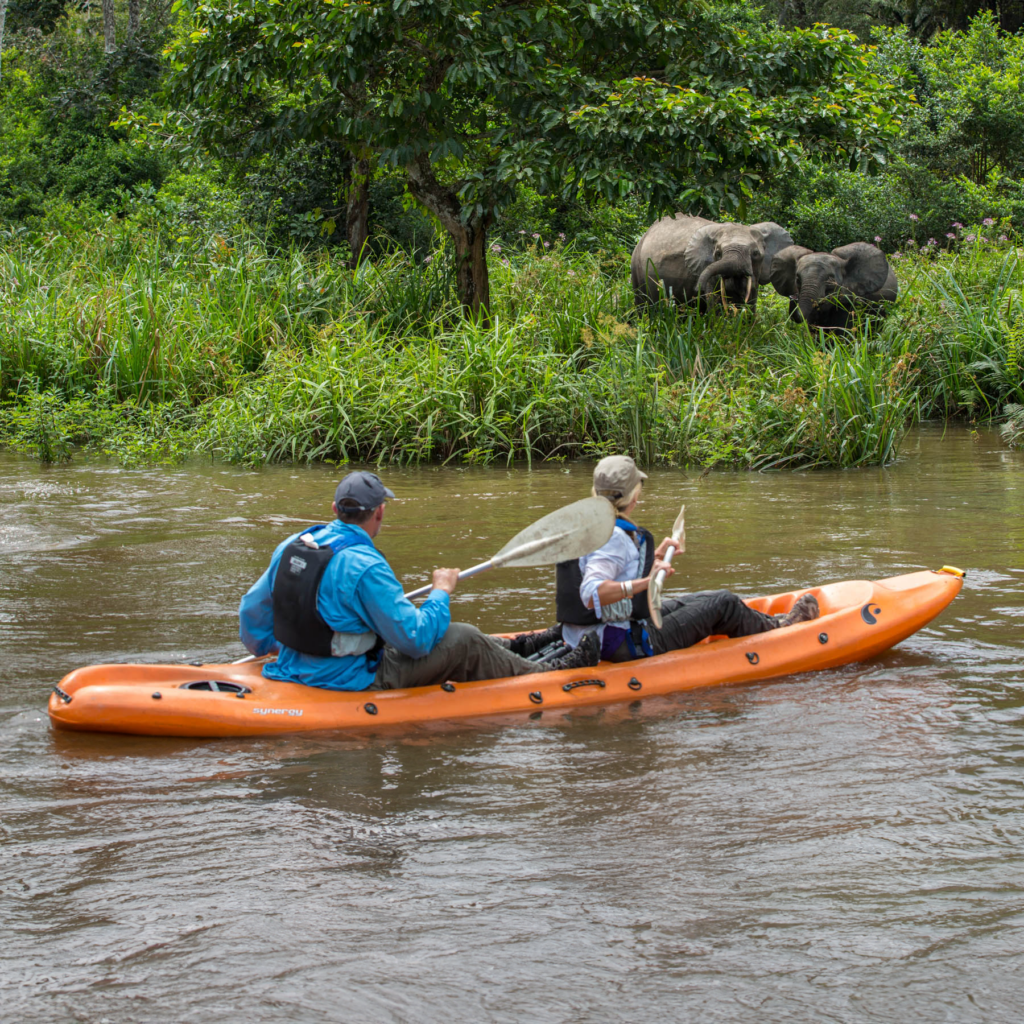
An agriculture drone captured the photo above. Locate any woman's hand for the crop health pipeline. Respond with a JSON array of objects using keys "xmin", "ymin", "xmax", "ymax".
[
  {"xmin": 654, "ymin": 536, "xmax": 679, "ymax": 559},
  {"xmin": 647, "ymin": 557, "xmax": 675, "ymax": 582}
]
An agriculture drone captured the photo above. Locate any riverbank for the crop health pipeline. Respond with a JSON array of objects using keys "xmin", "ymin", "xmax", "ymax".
[{"xmin": 1, "ymin": 222, "xmax": 1021, "ymax": 468}]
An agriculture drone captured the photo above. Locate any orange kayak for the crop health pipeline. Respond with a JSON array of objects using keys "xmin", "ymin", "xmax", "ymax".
[{"xmin": 48, "ymin": 568, "xmax": 964, "ymax": 738}]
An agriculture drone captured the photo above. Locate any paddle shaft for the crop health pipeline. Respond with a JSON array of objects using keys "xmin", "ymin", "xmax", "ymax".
[
  {"xmin": 403, "ymin": 532, "xmax": 566, "ymax": 600},
  {"xmin": 652, "ymin": 505, "xmax": 686, "ymax": 593}
]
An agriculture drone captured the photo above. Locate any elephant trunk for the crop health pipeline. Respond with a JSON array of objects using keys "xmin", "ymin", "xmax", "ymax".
[
  {"xmin": 696, "ymin": 252, "xmax": 753, "ymax": 300},
  {"xmin": 797, "ymin": 288, "xmax": 817, "ymax": 327}
]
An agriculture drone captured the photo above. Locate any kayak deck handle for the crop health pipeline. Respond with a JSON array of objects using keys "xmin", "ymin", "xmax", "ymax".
[
  {"xmin": 628, "ymin": 678, "xmax": 642, "ymax": 691},
  {"xmin": 562, "ymin": 679, "xmax": 606, "ymax": 692},
  {"xmin": 52, "ymin": 685, "xmax": 72, "ymax": 704},
  {"xmin": 180, "ymin": 680, "xmax": 252, "ymax": 695}
]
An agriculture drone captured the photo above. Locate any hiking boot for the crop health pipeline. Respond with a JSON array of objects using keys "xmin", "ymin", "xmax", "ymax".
[
  {"xmin": 775, "ymin": 593, "xmax": 820, "ymax": 628},
  {"xmin": 508, "ymin": 624, "xmax": 563, "ymax": 657},
  {"xmin": 538, "ymin": 630, "xmax": 600, "ymax": 672}
]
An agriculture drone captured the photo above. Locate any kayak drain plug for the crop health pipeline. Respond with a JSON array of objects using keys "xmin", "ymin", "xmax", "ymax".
[
  {"xmin": 441, "ymin": 682, "xmax": 455, "ymax": 693},
  {"xmin": 152, "ymin": 692, "xmax": 162, "ymax": 700},
  {"xmin": 819, "ymin": 632, "xmax": 829, "ymax": 644},
  {"xmin": 364, "ymin": 703, "xmax": 378, "ymax": 715}
]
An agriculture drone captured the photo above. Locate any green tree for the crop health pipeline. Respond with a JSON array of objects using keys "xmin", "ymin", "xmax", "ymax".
[
  {"xmin": 167, "ymin": 0, "xmax": 908, "ymax": 317},
  {"xmin": 875, "ymin": 13, "xmax": 1024, "ymax": 183}
]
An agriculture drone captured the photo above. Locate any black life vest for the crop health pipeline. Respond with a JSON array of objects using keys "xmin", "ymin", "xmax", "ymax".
[
  {"xmin": 555, "ymin": 518, "xmax": 656, "ymax": 625},
  {"xmin": 271, "ymin": 528, "xmax": 380, "ymax": 658}
]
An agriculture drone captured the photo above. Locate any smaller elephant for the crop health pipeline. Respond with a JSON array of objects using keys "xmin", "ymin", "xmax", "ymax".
[{"xmin": 769, "ymin": 242, "xmax": 898, "ymax": 332}]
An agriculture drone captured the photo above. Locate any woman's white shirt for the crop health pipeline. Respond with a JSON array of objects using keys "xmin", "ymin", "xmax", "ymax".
[{"xmin": 562, "ymin": 526, "xmax": 641, "ymax": 650}]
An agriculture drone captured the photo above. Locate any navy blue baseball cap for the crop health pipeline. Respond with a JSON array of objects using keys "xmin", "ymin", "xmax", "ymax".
[{"xmin": 334, "ymin": 471, "xmax": 395, "ymax": 511}]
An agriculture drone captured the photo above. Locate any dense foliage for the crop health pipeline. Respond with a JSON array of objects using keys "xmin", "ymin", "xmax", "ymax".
[
  {"xmin": 1, "ymin": 1, "xmax": 1023, "ymax": 469},
  {"xmin": 1, "ymin": 219, "xmax": 1021, "ymax": 468},
  {"xmin": 164, "ymin": 0, "xmax": 905, "ymax": 315}
]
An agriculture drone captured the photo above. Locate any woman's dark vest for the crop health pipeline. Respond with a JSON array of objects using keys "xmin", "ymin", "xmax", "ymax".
[
  {"xmin": 271, "ymin": 530, "xmax": 377, "ymax": 658},
  {"xmin": 555, "ymin": 519, "xmax": 655, "ymax": 626}
]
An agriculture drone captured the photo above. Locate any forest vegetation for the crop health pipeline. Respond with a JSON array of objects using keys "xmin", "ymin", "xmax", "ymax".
[{"xmin": 0, "ymin": 0, "xmax": 1022, "ymax": 468}]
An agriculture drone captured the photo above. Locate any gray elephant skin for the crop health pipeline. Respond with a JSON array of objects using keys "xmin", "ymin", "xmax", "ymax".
[
  {"xmin": 769, "ymin": 243, "xmax": 898, "ymax": 332},
  {"xmin": 631, "ymin": 215, "xmax": 794, "ymax": 311}
]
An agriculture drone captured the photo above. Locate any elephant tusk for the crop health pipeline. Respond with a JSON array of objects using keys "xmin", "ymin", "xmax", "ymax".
[
  {"xmin": 744, "ymin": 277, "xmax": 753, "ymax": 303},
  {"xmin": 720, "ymin": 278, "xmax": 727, "ymax": 312}
]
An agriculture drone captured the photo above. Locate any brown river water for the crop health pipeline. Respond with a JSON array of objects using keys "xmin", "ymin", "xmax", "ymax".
[{"xmin": 1, "ymin": 425, "xmax": 1023, "ymax": 1023}]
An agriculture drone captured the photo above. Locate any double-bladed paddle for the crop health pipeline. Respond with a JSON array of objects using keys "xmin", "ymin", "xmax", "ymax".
[
  {"xmin": 648, "ymin": 503, "xmax": 685, "ymax": 630},
  {"xmin": 404, "ymin": 496, "xmax": 615, "ymax": 600}
]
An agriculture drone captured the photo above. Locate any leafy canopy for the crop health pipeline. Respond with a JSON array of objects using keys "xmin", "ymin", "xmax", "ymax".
[
  {"xmin": 875, "ymin": 12, "xmax": 1024, "ymax": 183},
  {"xmin": 166, "ymin": 0, "xmax": 907, "ymax": 217}
]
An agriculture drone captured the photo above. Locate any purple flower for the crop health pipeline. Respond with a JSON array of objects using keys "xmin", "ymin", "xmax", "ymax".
[
  {"xmin": 927, "ymin": 238, "xmax": 937, "ymax": 246},
  {"xmin": 947, "ymin": 232, "xmax": 956, "ymax": 239},
  {"xmin": 424, "ymin": 256, "xmax": 433, "ymax": 264},
  {"xmin": 953, "ymin": 222, "xmax": 963, "ymax": 229},
  {"xmin": 1000, "ymin": 234, "xmax": 1009, "ymax": 241},
  {"xmin": 909, "ymin": 213, "xmax": 919, "ymax": 221},
  {"xmin": 874, "ymin": 235, "xmax": 882, "ymax": 243},
  {"xmin": 543, "ymin": 241, "xmax": 550, "ymax": 248},
  {"xmin": 490, "ymin": 243, "xmax": 502, "ymax": 253},
  {"xmin": 966, "ymin": 234, "xmax": 976, "ymax": 242},
  {"xmin": 568, "ymin": 270, "xmax": 576, "ymax": 277},
  {"xmin": 981, "ymin": 237, "xmax": 988, "ymax": 243},
  {"xmin": 558, "ymin": 232, "xmax": 566, "ymax": 240},
  {"xmin": 983, "ymin": 218, "xmax": 995, "ymax": 226},
  {"xmin": 518, "ymin": 229, "xmax": 526, "ymax": 235},
  {"xmin": 907, "ymin": 238, "xmax": 917, "ymax": 246},
  {"xmin": 531, "ymin": 232, "xmax": 540, "ymax": 239}
]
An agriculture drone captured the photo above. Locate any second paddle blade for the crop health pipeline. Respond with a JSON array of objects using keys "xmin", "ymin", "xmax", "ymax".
[{"xmin": 494, "ymin": 496, "xmax": 615, "ymax": 568}]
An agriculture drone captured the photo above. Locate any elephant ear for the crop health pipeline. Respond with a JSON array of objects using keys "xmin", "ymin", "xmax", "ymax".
[
  {"xmin": 683, "ymin": 222, "xmax": 720, "ymax": 280},
  {"xmin": 832, "ymin": 242, "xmax": 889, "ymax": 296},
  {"xmin": 751, "ymin": 222, "xmax": 795, "ymax": 283},
  {"xmin": 768, "ymin": 245, "xmax": 813, "ymax": 298}
]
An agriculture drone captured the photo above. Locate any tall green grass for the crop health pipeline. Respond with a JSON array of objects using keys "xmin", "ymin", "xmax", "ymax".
[{"xmin": 0, "ymin": 220, "xmax": 1018, "ymax": 468}]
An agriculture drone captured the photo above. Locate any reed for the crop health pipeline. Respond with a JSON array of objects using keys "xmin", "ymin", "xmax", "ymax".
[{"xmin": 0, "ymin": 221, "xmax": 1018, "ymax": 467}]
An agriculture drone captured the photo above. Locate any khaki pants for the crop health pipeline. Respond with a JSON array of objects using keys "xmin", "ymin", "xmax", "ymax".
[{"xmin": 370, "ymin": 622, "xmax": 540, "ymax": 690}]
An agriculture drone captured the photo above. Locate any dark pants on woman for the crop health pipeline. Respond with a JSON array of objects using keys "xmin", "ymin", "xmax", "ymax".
[{"xmin": 609, "ymin": 590, "xmax": 777, "ymax": 661}]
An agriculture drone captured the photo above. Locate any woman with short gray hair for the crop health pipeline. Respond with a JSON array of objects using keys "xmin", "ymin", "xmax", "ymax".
[{"xmin": 510, "ymin": 456, "xmax": 819, "ymax": 663}]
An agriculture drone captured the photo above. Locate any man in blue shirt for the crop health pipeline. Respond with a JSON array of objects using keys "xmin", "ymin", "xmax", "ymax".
[{"xmin": 239, "ymin": 471, "xmax": 599, "ymax": 691}]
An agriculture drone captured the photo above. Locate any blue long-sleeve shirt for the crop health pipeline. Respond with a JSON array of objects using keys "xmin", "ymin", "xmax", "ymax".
[{"xmin": 239, "ymin": 520, "xmax": 450, "ymax": 691}]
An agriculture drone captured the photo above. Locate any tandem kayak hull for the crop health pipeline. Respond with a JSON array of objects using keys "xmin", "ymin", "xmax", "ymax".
[{"xmin": 48, "ymin": 569, "xmax": 963, "ymax": 738}]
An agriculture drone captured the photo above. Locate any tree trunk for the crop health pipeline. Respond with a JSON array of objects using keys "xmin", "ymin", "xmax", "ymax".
[
  {"xmin": 0, "ymin": 0, "xmax": 8, "ymax": 86},
  {"xmin": 450, "ymin": 224, "xmax": 490, "ymax": 321},
  {"xmin": 406, "ymin": 154, "xmax": 491, "ymax": 321},
  {"xmin": 102, "ymin": 0, "xmax": 116, "ymax": 52},
  {"xmin": 128, "ymin": 0, "xmax": 140, "ymax": 39},
  {"xmin": 346, "ymin": 158, "xmax": 370, "ymax": 268}
]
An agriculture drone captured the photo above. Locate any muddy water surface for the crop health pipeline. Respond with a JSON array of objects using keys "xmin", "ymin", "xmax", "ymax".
[{"xmin": 2, "ymin": 427, "xmax": 1023, "ymax": 1022}]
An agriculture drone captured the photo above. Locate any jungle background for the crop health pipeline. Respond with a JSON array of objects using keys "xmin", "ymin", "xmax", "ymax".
[{"xmin": 1, "ymin": 0, "xmax": 1022, "ymax": 468}]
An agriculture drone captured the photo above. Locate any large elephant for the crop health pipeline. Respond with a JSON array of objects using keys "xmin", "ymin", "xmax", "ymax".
[
  {"xmin": 769, "ymin": 242, "xmax": 898, "ymax": 332},
  {"xmin": 631, "ymin": 215, "xmax": 793, "ymax": 312}
]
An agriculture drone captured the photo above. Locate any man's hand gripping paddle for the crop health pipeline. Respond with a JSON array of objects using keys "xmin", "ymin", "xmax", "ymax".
[
  {"xmin": 648, "ymin": 504, "xmax": 685, "ymax": 630},
  {"xmin": 404, "ymin": 496, "xmax": 615, "ymax": 600}
]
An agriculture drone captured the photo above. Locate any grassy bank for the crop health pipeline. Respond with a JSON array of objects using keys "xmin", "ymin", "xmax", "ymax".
[{"xmin": 1, "ymin": 221, "xmax": 1021, "ymax": 469}]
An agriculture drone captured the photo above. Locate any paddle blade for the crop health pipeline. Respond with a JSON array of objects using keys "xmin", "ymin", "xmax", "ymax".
[{"xmin": 493, "ymin": 497, "xmax": 614, "ymax": 568}]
